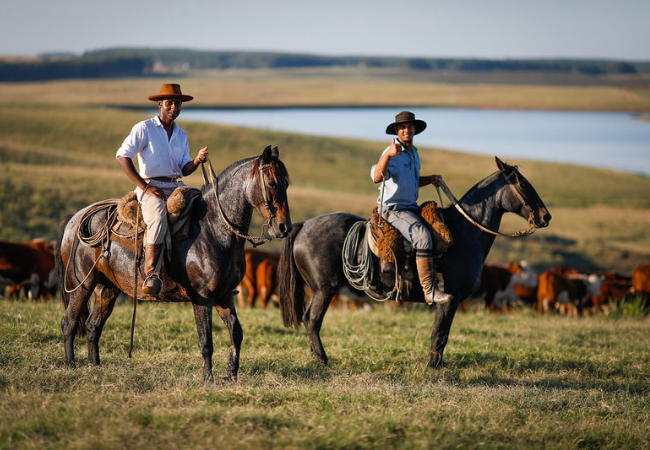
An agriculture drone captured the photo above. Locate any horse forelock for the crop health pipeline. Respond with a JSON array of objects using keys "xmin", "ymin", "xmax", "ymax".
[{"xmin": 250, "ymin": 155, "xmax": 291, "ymax": 188}]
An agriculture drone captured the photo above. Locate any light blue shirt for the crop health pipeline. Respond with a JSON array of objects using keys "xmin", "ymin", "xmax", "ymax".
[{"xmin": 370, "ymin": 144, "xmax": 421, "ymax": 210}]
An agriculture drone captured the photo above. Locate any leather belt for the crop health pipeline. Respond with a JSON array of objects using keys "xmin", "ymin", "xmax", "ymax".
[{"xmin": 145, "ymin": 176, "xmax": 181, "ymax": 183}]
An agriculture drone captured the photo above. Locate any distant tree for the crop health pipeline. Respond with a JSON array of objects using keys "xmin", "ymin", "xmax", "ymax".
[{"xmin": 614, "ymin": 62, "xmax": 638, "ymax": 74}]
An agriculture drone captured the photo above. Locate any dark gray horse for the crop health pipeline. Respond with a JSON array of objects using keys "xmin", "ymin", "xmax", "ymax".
[
  {"xmin": 56, "ymin": 146, "xmax": 291, "ymax": 382},
  {"xmin": 278, "ymin": 157, "xmax": 551, "ymax": 367}
]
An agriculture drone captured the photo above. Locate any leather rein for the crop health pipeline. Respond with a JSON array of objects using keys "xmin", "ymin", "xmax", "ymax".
[
  {"xmin": 436, "ymin": 170, "xmax": 537, "ymax": 238},
  {"xmin": 201, "ymin": 157, "xmax": 276, "ymax": 247}
]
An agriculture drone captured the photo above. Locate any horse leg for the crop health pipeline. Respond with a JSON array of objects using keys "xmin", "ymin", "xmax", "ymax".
[
  {"xmin": 216, "ymin": 299, "xmax": 243, "ymax": 382},
  {"xmin": 85, "ymin": 284, "xmax": 120, "ymax": 366},
  {"xmin": 192, "ymin": 301, "xmax": 214, "ymax": 382},
  {"xmin": 61, "ymin": 284, "xmax": 95, "ymax": 369},
  {"xmin": 428, "ymin": 299, "xmax": 460, "ymax": 369},
  {"xmin": 303, "ymin": 286, "xmax": 337, "ymax": 365}
]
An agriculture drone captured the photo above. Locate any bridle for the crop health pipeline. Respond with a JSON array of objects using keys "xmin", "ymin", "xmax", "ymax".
[
  {"xmin": 201, "ymin": 157, "xmax": 279, "ymax": 247},
  {"xmin": 437, "ymin": 169, "xmax": 537, "ymax": 238}
]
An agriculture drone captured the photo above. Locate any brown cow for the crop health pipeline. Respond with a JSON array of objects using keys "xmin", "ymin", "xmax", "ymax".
[
  {"xmin": 537, "ymin": 269, "xmax": 601, "ymax": 316},
  {"xmin": 235, "ymin": 249, "xmax": 281, "ymax": 308},
  {"xmin": 254, "ymin": 252, "xmax": 280, "ymax": 308},
  {"xmin": 591, "ymin": 271, "xmax": 633, "ymax": 311},
  {"xmin": 472, "ymin": 261, "xmax": 537, "ymax": 312},
  {"xmin": 632, "ymin": 265, "xmax": 650, "ymax": 296},
  {"xmin": 0, "ymin": 239, "xmax": 56, "ymax": 300}
]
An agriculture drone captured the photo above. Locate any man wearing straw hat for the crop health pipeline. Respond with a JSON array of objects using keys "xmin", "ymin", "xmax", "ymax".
[
  {"xmin": 371, "ymin": 111, "xmax": 452, "ymax": 304},
  {"xmin": 116, "ymin": 83, "xmax": 209, "ymax": 297}
]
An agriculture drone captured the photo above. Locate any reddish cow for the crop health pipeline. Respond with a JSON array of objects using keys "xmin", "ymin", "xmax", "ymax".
[
  {"xmin": 537, "ymin": 269, "xmax": 601, "ymax": 316},
  {"xmin": 632, "ymin": 265, "xmax": 650, "ymax": 296},
  {"xmin": 591, "ymin": 271, "xmax": 633, "ymax": 311},
  {"xmin": 254, "ymin": 252, "xmax": 280, "ymax": 308},
  {"xmin": 472, "ymin": 261, "xmax": 537, "ymax": 312},
  {"xmin": 0, "ymin": 239, "xmax": 56, "ymax": 300},
  {"xmin": 236, "ymin": 249, "xmax": 267, "ymax": 308}
]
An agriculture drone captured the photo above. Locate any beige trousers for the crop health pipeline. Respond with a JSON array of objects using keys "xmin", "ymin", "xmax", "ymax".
[{"xmin": 135, "ymin": 179, "xmax": 185, "ymax": 245}]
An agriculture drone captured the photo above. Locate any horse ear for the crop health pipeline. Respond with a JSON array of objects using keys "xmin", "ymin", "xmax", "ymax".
[
  {"xmin": 495, "ymin": 156, "xmax": 510, "ymax": 172},
  {"xmin": 262, "ymin": 145, "xmax": 273, "ymax": 163},
  {"xmin": 272, "ymin": 146, "xmax": 279, "ymax": 157}
]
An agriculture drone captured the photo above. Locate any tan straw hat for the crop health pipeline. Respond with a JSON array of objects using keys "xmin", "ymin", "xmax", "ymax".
[
  {"xmin": 385, "ymin": 111, "xmax": 427, "ymax": 135},
  {"xmin": 148, "ymin": 84, "xmax": 194, "ymax": 102}
]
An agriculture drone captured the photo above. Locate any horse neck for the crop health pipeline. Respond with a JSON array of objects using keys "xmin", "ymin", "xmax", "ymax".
[
  {"xmin": 203, "ymin": 161, "xmax": 255, "ymax": 241},
  {"xmin": 456, "ymin": 172, "xmax": 509, "ymax": 248}
]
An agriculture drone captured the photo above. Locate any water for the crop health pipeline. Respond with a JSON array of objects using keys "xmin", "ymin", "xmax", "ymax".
[{"xmin": 178, "ymin": 107, "xmax": 650, "ymax": 176}]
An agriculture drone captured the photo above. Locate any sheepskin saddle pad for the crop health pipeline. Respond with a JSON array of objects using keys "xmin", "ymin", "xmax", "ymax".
[
  {"xmin": 368, "ymin": 201, "xmax": 453, "ymax": 264},
  {"xmin": 114, "ymin": 187, "xmax": 203, "ymax": 241}
]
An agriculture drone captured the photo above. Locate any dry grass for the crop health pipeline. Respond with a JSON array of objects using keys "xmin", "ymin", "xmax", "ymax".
[{"xmin": 4, "ymin": 68, "xmax": 650, "ymax": 111}]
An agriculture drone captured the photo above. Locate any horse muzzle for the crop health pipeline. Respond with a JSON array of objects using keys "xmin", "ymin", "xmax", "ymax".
[{"xmin": 268, "ymin": 218, "xmax": 292, "ymax": 238}]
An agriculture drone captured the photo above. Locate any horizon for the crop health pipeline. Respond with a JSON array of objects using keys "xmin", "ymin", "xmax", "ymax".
[{"xmin": 9, "ymin": 47, "xmax": 650, "ymax": 64}]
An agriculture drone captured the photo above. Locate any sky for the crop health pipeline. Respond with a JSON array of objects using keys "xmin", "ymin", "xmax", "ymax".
[{"xmin": 2, "ymin": 0, "xmax": 649, "ymax": 61}]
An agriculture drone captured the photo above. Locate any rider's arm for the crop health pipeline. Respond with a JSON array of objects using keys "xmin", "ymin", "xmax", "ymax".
[
  {"xmin": 182, "ymin": 147, "xmax": 209, "ymax": 176},
  {"xmin": 420, "ymin": 175, "xmax": 443, "ymax": 187},
  {"xmin": 372, "ymin": 139, "xmax": 402, "ymax": 183}
]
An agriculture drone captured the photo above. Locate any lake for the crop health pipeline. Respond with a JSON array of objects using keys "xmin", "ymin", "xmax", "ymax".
[{"xmin": 179, "ymin": 107, "xmax": 650, "ymax": 176}]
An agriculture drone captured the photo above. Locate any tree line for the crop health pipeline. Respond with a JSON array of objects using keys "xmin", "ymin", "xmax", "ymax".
[{"xmin": 0, "ymin": 48, "xmax": 647, "ymax": 82}]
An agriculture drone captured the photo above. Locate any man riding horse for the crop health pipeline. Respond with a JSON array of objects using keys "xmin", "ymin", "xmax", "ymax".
[
  {"xmin": 371, "ymin": 111, "xmax": 452, "ymax": 304},
  {"xmin": 116, "ymin": 84, "xmax": 209, "ymax": 297}
]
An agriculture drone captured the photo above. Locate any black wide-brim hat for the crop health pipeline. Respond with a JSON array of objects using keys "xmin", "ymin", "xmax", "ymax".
[{"xmin": 385, "ymin": 111, "xmax": 427, "ymax": 135}]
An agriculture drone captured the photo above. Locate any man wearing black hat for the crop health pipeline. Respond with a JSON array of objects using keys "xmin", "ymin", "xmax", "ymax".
[
  {"xmin": 371, "ymin": 111, "xmax": 452, "ymax": 304},
  {"xmin": 116, "ymin": 84, "xmax": 209, "ymax": 297}
]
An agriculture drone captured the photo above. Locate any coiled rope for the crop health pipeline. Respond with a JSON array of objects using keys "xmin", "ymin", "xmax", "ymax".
[{"xmin": 64, "ymin": 200, "xmax": 120, "ymax": 293}]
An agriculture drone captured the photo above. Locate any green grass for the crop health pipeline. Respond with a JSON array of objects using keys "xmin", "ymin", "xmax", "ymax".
[{"xmin": 1, "ymin": 300, "xmax": 648, "ymax": 449}]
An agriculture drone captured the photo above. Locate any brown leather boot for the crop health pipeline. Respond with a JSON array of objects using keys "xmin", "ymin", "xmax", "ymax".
[
  {"xmin": 142, "ymin": 243, "xmax": 163, "ymax": 296},
  {"xmin": 416, "ymin": 257, "xmax": 453, "ymax": 305}
]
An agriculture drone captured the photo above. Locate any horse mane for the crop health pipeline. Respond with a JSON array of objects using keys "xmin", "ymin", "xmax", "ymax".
[{"xmin": 200, "ymin": 153, "xmax": 291, "ymax": 197}]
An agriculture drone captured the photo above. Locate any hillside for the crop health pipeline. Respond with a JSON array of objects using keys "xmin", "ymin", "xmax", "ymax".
[{"xmin": 2, "ymin": 77, "xmax": 650, "ymax": 273}]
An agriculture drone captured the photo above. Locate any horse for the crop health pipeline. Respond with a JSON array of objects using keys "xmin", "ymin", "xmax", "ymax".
[
  {"xmin": 56, "ymin": 145, "xmax": 291, "ymax": 382},
  {"xmin": 278, "ymin": 157, "xmax": 551, "ymax": 367}
]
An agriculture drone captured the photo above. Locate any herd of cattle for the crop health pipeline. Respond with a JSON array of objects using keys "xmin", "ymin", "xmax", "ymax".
[{"xmin": 2, "ymin": 239, "xmax": 650, "ymax": 316}]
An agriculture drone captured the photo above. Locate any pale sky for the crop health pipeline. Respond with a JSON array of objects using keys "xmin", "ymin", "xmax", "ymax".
[{"xmin": 2, "ymin": 0, "xmax": 649, "ymax": 61}]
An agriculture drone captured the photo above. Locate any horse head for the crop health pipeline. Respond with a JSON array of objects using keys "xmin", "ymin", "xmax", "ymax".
[
  {"xmin": 496, "ymin": 156, "xmax": 552, "ymax": 230},
  {"xmin": 247, "ymin": 145, "xmax": 292, "ymax": 238}
]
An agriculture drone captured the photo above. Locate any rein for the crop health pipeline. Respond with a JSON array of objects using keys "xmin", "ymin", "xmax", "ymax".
[
  {"xmin": 436, "ymin": 172, "xmax": 536, "ymax": 238},
  {"xmin": 201, "ymin": 157, "xmax": 274, "ymax": 247}
]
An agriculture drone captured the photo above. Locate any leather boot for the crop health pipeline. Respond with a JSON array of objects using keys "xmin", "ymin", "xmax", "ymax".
[
  {"xmin": 142, "ymin": 243, "xmax": 163, "ymax": 296},
  {"xmin": 416, "ymin": 257, "xmax": 453, "ymax": 305}
]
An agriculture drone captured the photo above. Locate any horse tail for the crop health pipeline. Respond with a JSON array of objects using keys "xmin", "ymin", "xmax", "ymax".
[
  {"xmin": 56, "ymin": 213, "xmax": 89, "ymax": 337},
  {"xmin": 278, "ymin": 222, "xmax": 305, "ymax": 329}
]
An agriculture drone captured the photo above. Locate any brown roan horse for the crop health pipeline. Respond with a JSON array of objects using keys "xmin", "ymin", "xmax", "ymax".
[{"xmin": 56, "ymin": 145, "xmax": 291, "ymax": 382}]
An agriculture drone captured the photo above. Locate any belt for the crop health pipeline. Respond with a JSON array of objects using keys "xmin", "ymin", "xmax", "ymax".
[{"xmin": 145, "ymin": 176, "xmax": 181, "ymax": 183}]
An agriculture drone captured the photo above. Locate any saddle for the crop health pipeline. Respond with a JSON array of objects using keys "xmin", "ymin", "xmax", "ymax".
[
  {"xmin": 368, "ymin": 201, "xmax": 452, "ymax": 266},
  {"xmin": 110, "ymin": 186, "xmax": 203, "ymax": 255}
]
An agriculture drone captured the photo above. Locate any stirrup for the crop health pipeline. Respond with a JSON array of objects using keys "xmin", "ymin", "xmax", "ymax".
[{"xmin": 142, "ymin": 274, "xmax": 162, "ymax": 296}]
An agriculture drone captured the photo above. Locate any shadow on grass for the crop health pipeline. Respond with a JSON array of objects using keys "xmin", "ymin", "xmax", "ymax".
[{"xmin": 447, "ymin": 351, "xmax": 650, "ymax": 396}]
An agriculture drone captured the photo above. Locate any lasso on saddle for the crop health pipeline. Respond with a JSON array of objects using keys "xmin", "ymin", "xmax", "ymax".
[
  {"xmin": 78, "ymin": 186, "xmax": 203, "ymax": 258},
  {"xmin": 343, "ymin": 201, "xmax": 452, "ymax": 302}
]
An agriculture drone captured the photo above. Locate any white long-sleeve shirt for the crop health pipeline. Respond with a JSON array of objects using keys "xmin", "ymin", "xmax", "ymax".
[{"xmin": 116, "ymin": 115, "xmax": 192, "ymax": 179}]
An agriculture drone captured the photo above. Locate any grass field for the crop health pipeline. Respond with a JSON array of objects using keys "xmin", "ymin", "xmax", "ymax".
[{"xmin": 1, "ymin": 300, "xmax": 648, "ymax": 449}]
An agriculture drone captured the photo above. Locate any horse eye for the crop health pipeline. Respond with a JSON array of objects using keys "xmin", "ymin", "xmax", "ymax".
[{"xmin": 268, "ymin": 180, "xmax": 278, "ymax": 189}]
